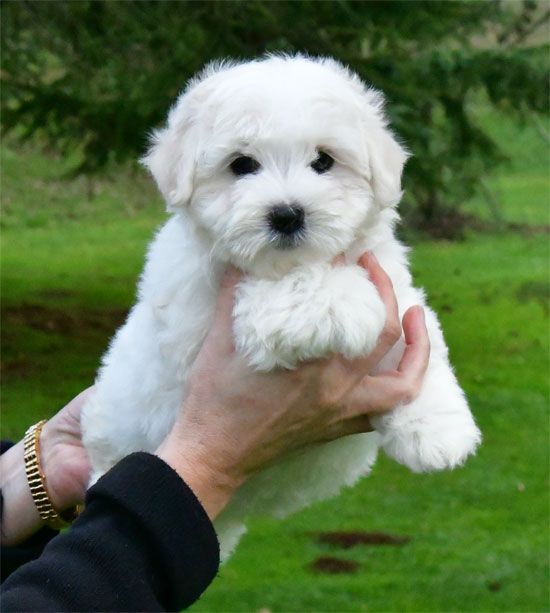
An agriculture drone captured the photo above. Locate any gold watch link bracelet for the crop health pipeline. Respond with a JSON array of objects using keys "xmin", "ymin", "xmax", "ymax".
[{"xmin": 23, "ymin": 420, "xmax": 80, "ymax": 530}]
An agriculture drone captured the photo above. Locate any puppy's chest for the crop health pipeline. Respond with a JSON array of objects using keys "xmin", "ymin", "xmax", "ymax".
[{"xmin": 152, "ymin": 284, "xmax": 217, "ymax": 380}]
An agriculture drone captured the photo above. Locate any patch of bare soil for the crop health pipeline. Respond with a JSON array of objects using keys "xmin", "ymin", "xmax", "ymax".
[
  {"xmin": 516, "ymin": 280, "xmax": 550, "ymax": 315},
  {"xmin": 1, "ymin": 355, "xmax": 35, "ymax": 378},
  {"xmin": 1, "ymin": 304, "xmax": 127, "ymax": 379},
  {"xmin": 2, "ymin": 304, "xmax": 127, "ymax": 336},
  {"xmin": 411, "ymin": 209, "xmax": 550, "ymax": 240},
  {"xmin": 506, "ymin": 222, "xmax": 550, "ymax": 236},
  {"xmin": 309, "ymin": 556, "xmax": 360, "ymax": 574},
  {"xmin": 314, "ymin": 530, "xmax": 411, "ymax": 548}
]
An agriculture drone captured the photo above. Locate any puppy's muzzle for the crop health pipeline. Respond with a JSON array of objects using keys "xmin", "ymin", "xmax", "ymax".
[{"xmin": 268, "ymin": 204, "xmax": 305, "ymax": 236}]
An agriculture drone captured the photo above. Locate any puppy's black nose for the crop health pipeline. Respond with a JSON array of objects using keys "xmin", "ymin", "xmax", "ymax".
[{"xmin": 268, "ymin": 205, "xmax": 305, "ymax": 235}]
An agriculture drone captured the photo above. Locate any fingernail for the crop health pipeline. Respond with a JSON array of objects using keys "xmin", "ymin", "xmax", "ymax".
[
  {"xmin": 414, "ymin": 305, "xmax": 425, "ymax": 322},
  {"xmin": 360, "ymin": 252, "xmax": 378, "ymax": 267}
]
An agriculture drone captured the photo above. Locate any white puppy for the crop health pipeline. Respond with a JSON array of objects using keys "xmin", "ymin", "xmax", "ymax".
[{"xmin": 81, "ymin": 55, "xmax": 481, "ymax": 559}]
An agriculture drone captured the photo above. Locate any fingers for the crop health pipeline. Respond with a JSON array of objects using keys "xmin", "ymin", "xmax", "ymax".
[
  {"xmin": 358, "ymin": 253, "xmax": 397, "ymax": 320},
  {"xmin": 65, "ymin": 386, "xmax": 96, "ymax": 414},
  {"xmin": 71, "ymin": 386, "xmax": 95, "ymax": 405},
  {"xmin": 344, "ymin": 306, "xmax": 430, "ymax": 417},
  {"xmin": 345, "ymin": 253, "xmax": 401, "ymax": 378},
  {"xmin": 363, "ymin": 253, "xmax": 401, "ymax": 352},
  {"xmin": 397, "ymin": 305, "xmax": 430, "ymax": 379}
]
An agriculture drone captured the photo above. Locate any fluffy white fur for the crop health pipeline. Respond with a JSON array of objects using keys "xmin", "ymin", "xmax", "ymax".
[{"xmin": 81, "ymin": 55, "xmax": 481, "ymax": 559}]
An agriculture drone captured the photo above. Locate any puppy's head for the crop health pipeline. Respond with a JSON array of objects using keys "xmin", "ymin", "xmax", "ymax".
[{"xmin": 142, "ymin": 55, "xmax": 408, "ymax": 276}]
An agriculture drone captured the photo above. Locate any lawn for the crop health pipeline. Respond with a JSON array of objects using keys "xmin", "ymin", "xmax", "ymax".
[{"xmin": 1, "ymin": 105, "xmax": 548, "ymax": 612}]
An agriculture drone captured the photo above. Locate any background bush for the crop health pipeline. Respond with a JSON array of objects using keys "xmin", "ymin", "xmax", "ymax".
[{"xmin": 1, "ymin": 0, "xmax": 548, "ymax": 234}]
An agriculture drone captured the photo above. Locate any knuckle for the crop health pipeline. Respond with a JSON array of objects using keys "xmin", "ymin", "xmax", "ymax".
[
  {"xmin": 381, "ymin": 323, "xmax": 401, "ymax": 347},
  {"xmin": 398, "ymin": 379, "xmax": 421, "ymax": 406}
]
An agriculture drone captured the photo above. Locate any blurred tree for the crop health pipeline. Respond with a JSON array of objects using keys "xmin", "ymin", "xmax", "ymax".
[{"xmin": 1, "ymin": 0, "xmax": 548, "ymax": 235}]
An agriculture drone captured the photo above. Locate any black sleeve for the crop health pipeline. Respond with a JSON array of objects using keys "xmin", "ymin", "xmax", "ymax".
[
  {"xmin": 1, "ymin": 452, "xmax": 220, "ymax": 612},
  {"xmin": 1, "ymin": 525, "xmax": 58, "ymax": 583}
]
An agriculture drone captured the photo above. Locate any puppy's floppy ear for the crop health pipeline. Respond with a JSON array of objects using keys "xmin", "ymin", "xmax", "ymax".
[
  {"xmin": 358, "ymin": 86, "xmax": 409, "ymax": 210},
  {"xmin": 366, "ymin": 124, "xmax": 409, "ymax": 209},
  {"xmin": 141, "ymin": 97, "xmax": 198, "ymax": 212},
  {"xmin": 141, "ymin": 60, "xmax": 239, "ymax": 211}
]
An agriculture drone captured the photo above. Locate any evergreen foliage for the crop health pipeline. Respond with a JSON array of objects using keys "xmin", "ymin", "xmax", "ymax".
[{"xmin": 1, "ymin": 0, "xmax": 548, "ymax": 233}]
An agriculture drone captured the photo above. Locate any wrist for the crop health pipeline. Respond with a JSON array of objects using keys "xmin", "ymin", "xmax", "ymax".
[
  {"xmin": 39, "ymin": 417, "xmax": 88, "ymax": 512},
  {"xmin": 39, "ymin": 420, "xmax": 71, "ymax": 511},
  {"xmin": 155, "ymin": 432, "xmax": 242, "ymax": 520}
]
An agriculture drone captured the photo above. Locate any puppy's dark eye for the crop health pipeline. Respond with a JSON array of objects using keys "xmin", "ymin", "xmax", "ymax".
[
  {"xmin": 311, "ymin": 151, "xmax": 334, "ymax": 174},
  {"xmin": 230, "ymin": 155, "xmax": 260, "ymax": 176}
]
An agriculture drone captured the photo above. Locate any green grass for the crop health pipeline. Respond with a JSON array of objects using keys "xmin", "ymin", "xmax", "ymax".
[{"xmin": 1, "ymin": 108, "xmax": 548, "ymax": 612}]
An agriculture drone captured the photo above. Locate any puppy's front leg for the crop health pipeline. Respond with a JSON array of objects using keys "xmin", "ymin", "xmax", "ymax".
[{"xmin": 233, "ymin": 263, "xmax": 386, "ymax": 371}]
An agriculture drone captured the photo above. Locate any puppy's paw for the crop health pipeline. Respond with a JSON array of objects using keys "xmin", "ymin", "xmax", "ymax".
[
  {"xmin": 233, "ymin": 264, "xmax": 385, "ymax": 370},
  {"xmin": 372, "ymin": 392, "xmax": 482, "ymax": 472},
  {"xmin": 326, "ymin": 266, "xmax": 386, "ymax": 359}
]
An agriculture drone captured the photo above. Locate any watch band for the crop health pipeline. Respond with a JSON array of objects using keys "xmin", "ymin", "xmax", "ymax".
[{"xmin": 23, "ymin": 420, "xmax": 79, "ymax": 530}]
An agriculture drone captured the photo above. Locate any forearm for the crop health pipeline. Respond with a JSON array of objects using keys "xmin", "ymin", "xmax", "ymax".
[{"xmin": 1, "ymin": 453, "xmax": 220, "ymax": 612}]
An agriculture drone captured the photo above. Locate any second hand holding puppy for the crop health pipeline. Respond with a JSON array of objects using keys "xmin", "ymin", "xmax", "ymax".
[{"xmin": 157, "ymin": 254, "xmax": 430, "ymax": 520}]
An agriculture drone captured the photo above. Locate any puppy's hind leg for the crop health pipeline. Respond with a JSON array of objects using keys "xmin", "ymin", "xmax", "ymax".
[
  {"xmin": 373, "ymin": 362, "xmax": 481, "ymax": 472},
  {"xmin": 371, "ymin": 309, "xmax": 481, "ymax": 472}
]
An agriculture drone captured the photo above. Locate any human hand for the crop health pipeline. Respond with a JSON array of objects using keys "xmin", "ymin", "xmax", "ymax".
[
  {"xmin": 0, "ymin": 389, "xmax": 92, "ymax": 545},
  {"xmin": 156, "ymin": 254, "xmax": 430, "ymax": 519},
  {"xmin": 40, "ymin": 388, "xmax": 93, "ymax": 510}
]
